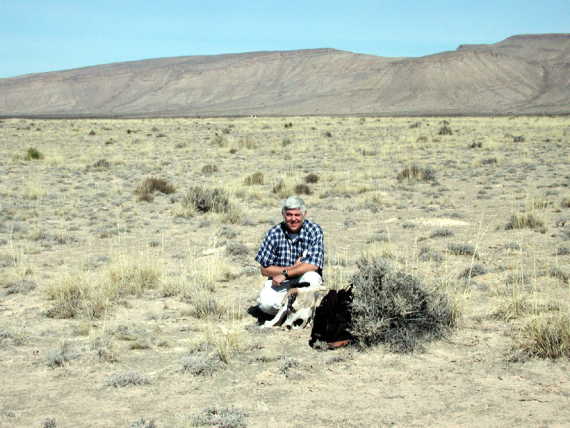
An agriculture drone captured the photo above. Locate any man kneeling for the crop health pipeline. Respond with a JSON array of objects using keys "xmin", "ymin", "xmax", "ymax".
[{"xmin": 254, "ymin": 196, "xmax": 325, "ymax": 324}]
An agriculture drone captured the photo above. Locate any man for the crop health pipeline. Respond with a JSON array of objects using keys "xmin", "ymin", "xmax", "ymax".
[{"xmin": 254, "ymin": 196, "xmax": 325, "ymax": 316}]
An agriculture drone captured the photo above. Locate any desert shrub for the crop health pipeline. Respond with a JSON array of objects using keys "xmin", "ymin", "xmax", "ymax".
[
  {"xmin": 135, "ymin": 177, "xmax": 175, "ymax": 202},
  {"xmin": 349, "ymin": 257, "xmax": 458, "ymax": 352},
  {"xmin": 25, "ymin": 147, "xmax": 43, "ymax": 160},
  {"xmin": 92, "ymin": 159, "xmax": 110, "ymax": 169},
  {"xmin": 212, "ymin": 134, "xmax": 226, "ymax": 146},
  {"xmin": 182, "ymin": 186, "xmax": 231, "ymax": 213},
  {"xmin": 47, "ymin": 341, "xmax": 79, "ymax": 368},
  {"xmin": 505, "ymin": 213, "xmax": 546, "ymax": 233},
  {"xmin": 181, "ymin": 353, "xmax": 221, "ymax": 376},
  {"xmin": 418, "ymin": 247, "xmax": 444, "ymax": 263},
  {"xmin": 202, "ymin": 164, "xmax": 218, "ymax": 175},
  {"xmin": 105, "ymin": 371, "xmax": 150, "ymax": 388},
  {"xmin": 130, "ymin": 418, "xmax": 157, "ymax": 428},
  {"xmin": 480, "ymin": 157, "xmax": 498, "ymax": 165},
  {"xmin": 549, "ymin": 267, "xmax": 569, "ymax": 284},
  {"xmin": 2, "ymin": 279, "xmax": 37, "ymax": 295},
  {"xmin": 438, "ymin": 125, "xmax": 452, "ymax": 135},
  {"xmin": 447, "ymin": 243, "xmax": 477, "ymax": 257},
  {"xmin": 305, "ymin": 173, "xmax": 319, "ymax": 184},
  {"xmin": 279, "ymin": 356, "xmax": 300, "ymax": 375},
  {"xmin": 294, "ymin": 183, "xmax": 312, "ymax": 195},
  {"xmin": 515, "ymin": 314, "xmax": 570, "ymax": 359},
  {"xmin": 469, "ymin": 141, "xmax": 483, "ymax": 148},
  {"xmin": 513, "ymin": 135, "xmax": 525, "ymax": 142},
  {"xmin": 284, "ymin": 122, "xmax": 293, "ymax": 128},
  {"xmin": 560, "ymin": 197, "xmax": 570, "ymax": 208},
  {"xmin": 397, "ymin": 164, "xmax": 436, "ymax": 183},
  {"xmin": 430, "ymin": 228, "xmax": 454, "ymax": 238},
  {"xmin": 458, "ymin": 264, "xmax": 487, "ymax": 279},
  {"xmin": 41, "ymin": 418, "xmax": 57, "ymax": 428},
  {"xmin": 225, "ymin": 241, "xmax": 249, "ymax": 258},
  {"xmin": 192, "ymin": 406, "xmax": 248, "ymax": 428},
  {"xmin": 281, "ymin": 137, "xmax": 292, "ymax": 146},
  {"xmin": 243, "ymin": 172, "xmax": 264, "ymax": 185}
]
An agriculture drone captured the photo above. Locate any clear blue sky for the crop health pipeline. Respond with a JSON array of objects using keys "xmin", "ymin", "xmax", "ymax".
[{"xmin": 1, "ymin": 0, "xmax": 568, "ymax": 78}]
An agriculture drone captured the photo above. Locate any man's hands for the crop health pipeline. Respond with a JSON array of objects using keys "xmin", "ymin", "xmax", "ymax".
[{"xmin": 271, "ymin": 257, "xmax": 304, "ymax": 286}]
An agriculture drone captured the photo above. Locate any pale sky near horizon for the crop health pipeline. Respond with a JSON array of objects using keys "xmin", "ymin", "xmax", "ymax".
[{"xmin": 1, "ymin": 0, "xmax": 568, "ymax": 78}]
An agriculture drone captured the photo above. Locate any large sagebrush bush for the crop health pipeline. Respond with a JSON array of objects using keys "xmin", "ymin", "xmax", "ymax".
[{"xmin": 350, "ymin": 257, "xmax": 457, "ymax": 352}]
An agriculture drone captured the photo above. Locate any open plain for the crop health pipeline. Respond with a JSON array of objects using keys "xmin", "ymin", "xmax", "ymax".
[{"xmin": 1, "ymin": 115, "xmax": 570, "ymax": 427}]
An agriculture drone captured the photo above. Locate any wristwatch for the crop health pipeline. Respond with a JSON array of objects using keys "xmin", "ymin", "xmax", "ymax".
[{"xmin": 282, "ymin": 269, "xmax": 289, "ymax": 279}]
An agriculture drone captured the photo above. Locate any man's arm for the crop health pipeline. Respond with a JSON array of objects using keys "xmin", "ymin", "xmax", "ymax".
[{"xmin": 260, "ymin": 261, "xmax": 318, "ymax": 279}]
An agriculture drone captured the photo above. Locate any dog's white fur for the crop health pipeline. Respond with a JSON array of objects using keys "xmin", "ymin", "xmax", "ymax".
[{"xmin": 262, "ymin": 285, "xmax": 325, "ymax": 329}]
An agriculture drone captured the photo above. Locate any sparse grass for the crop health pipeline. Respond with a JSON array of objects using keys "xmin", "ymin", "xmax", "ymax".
[{"xmin": 350, "ymin": 257, "xmax": 458, "ymax": 352}]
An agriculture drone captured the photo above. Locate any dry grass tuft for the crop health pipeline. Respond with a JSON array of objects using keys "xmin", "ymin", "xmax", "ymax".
[
  {"xmin": 182, "ymin": 186, "xmax": 232, "ymax": 214},
  {"xmin": 243, "ymin": 172, "xmax": 264, "ymax": 185},
  {"xmin": 515, "ymin": 314, "xmax": 570, "ymax": 359},
  {"xmin": 505, "ymin": 212, "xmax": 546, "ymax": 233},
  {"xmin": 46, "ymin": 273, "xmax": 109, "ymax": 319},
  {"xmin": 397, "ymin": 164, "xmax": 436, "ymax": 183},
  {"xmin": 350, "ymin": 257, "xmax": 458, "ymax": 352},
  {"xmin": 135, "ymin": 177, "xmax": 175, "ymax": 202}
]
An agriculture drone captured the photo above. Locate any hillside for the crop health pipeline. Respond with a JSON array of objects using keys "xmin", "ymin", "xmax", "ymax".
[{"xmin": 0, "ymin": 34, "xmax": 568, "ymax": 116}]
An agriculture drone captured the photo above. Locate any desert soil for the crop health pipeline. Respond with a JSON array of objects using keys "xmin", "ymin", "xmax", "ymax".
[{"xmin": 1, "ymin": 115, "xmax": 569, "ymax": 427}]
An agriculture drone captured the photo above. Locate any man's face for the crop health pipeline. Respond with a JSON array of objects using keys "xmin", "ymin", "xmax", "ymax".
[{"xmin": 283, "ymin": 208, "xmax": 305, "ymax": 233}]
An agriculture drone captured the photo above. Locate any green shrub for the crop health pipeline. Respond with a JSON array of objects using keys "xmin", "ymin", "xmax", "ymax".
[
  {"xmin": 350, "ymin": 257, "xmax": 457, "ymax": 352},
  {"xmin": 25, "ymin": 147, "xmax": 44, "ymax": 160}
]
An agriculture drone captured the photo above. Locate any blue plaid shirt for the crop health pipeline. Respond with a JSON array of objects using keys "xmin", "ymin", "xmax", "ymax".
[{"xmin": 255, "ymin": 219, "xmax": 325, "ymax": 271}]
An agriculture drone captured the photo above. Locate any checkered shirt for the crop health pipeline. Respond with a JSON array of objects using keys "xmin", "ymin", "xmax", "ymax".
[{"xmin": 255, "ymin": 219, "xmax": 324, "ymax": 270}]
